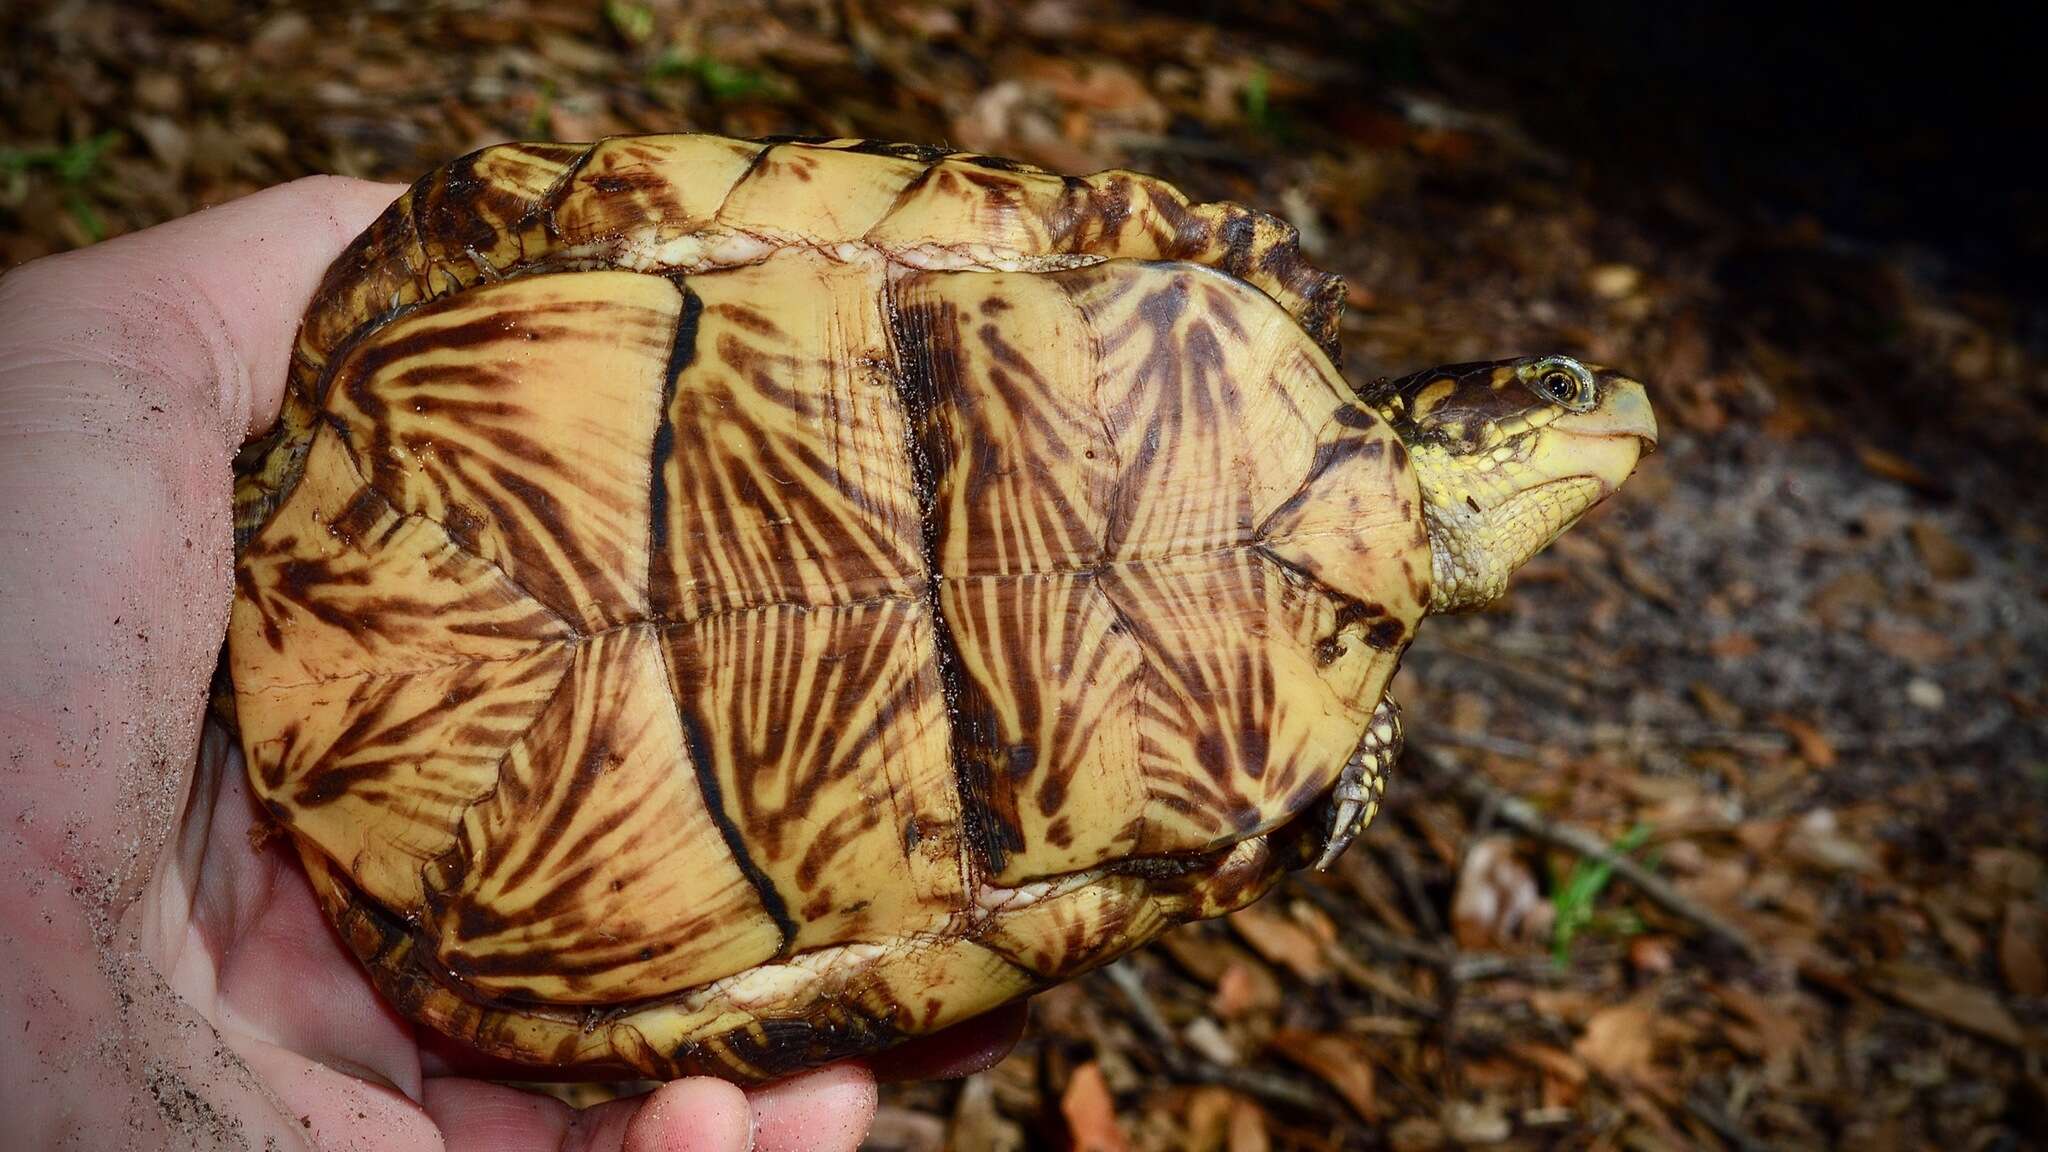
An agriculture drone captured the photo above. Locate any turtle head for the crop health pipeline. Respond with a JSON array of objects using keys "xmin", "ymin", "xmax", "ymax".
[{"xmin": 1362, "ymin": 355, "xmax": 1658, "ymax": 614}]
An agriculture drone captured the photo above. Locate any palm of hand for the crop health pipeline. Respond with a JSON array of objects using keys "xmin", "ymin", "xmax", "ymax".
[{"xmin": 1, "ymin": 177, "xmax": 1011, "ymax": 1150}]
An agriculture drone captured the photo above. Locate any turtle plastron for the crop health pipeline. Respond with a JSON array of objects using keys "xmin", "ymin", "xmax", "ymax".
[{"xmin": 1316, "ymin": 696, "xmax": 1401, "ymax": 870}]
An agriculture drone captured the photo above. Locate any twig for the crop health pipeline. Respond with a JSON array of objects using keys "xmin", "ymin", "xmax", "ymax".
[
  {"xmin": 1378, "ymin": 838, "xmax": 1446, "ymax": 939},
  {"xmin": 1682, "ymin": 1092, "xmax": 1773, "ymax": 1152},
  {"xmin": 1100, "ymin": 961, "xmax": 1331, "ymax": 1113},
  {"xmin": 1291, "ymin": 880, "xmax": 1555, "ymax": 985},
  {"xmin": 1414, "ymin": 747, "xmax": 1766, "ymax": 962}
]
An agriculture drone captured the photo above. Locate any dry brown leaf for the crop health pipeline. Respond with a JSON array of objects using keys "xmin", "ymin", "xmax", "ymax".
[
  {"xmin": 1268, "ymin": 1030, "xmax": 1379, "ymax": 1122},
  {"xmin": 1507, "ymin": 1042, "xmax": 1588, "ymax": 1110},
  {"xmin": 1227, "ymin": 1095, "xmax": 1270, "ymax": 1152},
  {"xmin": 1855, "ymin": 443, "xmax": 1937, "ymax": 490},
  {"xmin": 1972, "ymin": 848, "xmax": 2044, "ymax": 895},
  {"xmin": 1061, "ymin": 1062, "xmax": 1132, "ymax": 1152},
  {"xmin": 1211, "ymin": 960, "xmax": 1280, "ymax": 1020},
  {"xmin": 1868, "ymin": 962, "xmax": 2025, "ymax": 1048},
  {"xmin": 1388, "ymin": 1117, "xmax": 1445, "ymax": 1151},
  {"xmin": 2000, "ymin": 900, "xmax": 2048, "ymax": 997},
  {"xmin": 1451, "ymin": 835, "xmax": 1554, "ymax": 950},
  {"xmin": 1926, "ymin": 897, "xmax": 1986, "ymax": 964},
  {"xmin": 1226, "ymin": 904, "xmax": 1330, "ymax": 982},
  {"xmin": 1712, "ymin": 983, "xmax": 1807, "ymax": 1085},
  {"xmin": 1629, "ymin": 934, "xmax": 1677, "ymax": 976},
  {"xmin": 1689, "ymin": 681, "xmax": 1745, "ymax": 726},
  {"xmin": 1507, "ymin": 1042, "xmax": 1589, "ymax": 1086},
  {"xmin": 1708, "ymin": 631, "xmax": 1761, "ymax": 660},
  {"xmin": 1807, "ymin": 568, "xmax": 1886, "ymax": 625},
  {"xmin": 1574, "ymin": 999, "xmax": 1658, "ymax": 1083},
  {"xmin": 1770, "ymin": 716, "xmax": 1838, "ymax": 768},
  {"xmin": 1865, "ymin": 620, "xmax": 1954, "ymax": 665},
  {"xmin": 1181, "ymin": 1086, "xmax": 1235, "ymax": 1152},
  {"xmin": 1909, "ymin": 519, "xmax": 1976, "ymax": 579}
]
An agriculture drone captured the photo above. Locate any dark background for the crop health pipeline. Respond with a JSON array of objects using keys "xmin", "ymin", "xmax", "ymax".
[{"xmin": 5, "ymin": 2, "xmax": 2043, "ymax": 1148}]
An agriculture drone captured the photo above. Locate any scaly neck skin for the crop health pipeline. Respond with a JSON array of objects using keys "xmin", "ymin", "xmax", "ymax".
[{"xmin": 1412, "ymin": 440, "xmax": 1605, "ymax": 613}]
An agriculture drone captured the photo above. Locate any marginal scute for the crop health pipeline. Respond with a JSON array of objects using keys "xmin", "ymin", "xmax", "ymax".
[
  {"xmin": 981, "ymin": 874, "xmax": 1168, "ymax": 979},
  {"xmin": 866, "ymin": 159, "xmax": 1080, "ymax": 263},
  {"xmin": 552, "ymin": 133, "xmax": 766, "ymax": 245},
  {"xmin": 416, "ymin": 141, "xmax": 588, "ymax": 286},
  {"xmin": 717, "ymin": 142, "xmax": 930, "ymax": 246}
]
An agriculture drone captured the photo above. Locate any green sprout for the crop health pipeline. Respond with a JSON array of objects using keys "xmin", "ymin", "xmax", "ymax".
[
  {"xmin": 526, "ymin": 79, "xmax": 558, "ymax": 138},
  {"xmin": 605, "ymin": 0, "xmax": 655, "ymax": 45},
  {"xmin": 0, "ymin": 131, "xmax": 120, "ymax": 243},
  {"xmin": 648, "ymin": 51, "xmax": 780, "ymax": 101},
  {"xmin": 1550, "ymin": 823, "xmax": 1653, "ymax": 964},
  {"xmin": 1243, "ymin": 66, "xmax": 1272, "ymax": 133}
]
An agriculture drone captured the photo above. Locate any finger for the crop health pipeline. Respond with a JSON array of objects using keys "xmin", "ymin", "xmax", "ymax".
[
  {"xmin": 622, "ymin": 1079, "xmax": 753, "ymax": 1152},
  {"xmin": 10, "ymin": 175, "xmax": 405, "ymax": 440},
  {"xmin": 424, "ymin": 1077, "xmax": 755, "ymax": 1152},
  {"xmin": 871, "ymin": 1001, "xmax": 1030, "ymax": 1083},
  {"xmin": 746, "ymin": 1062, "xmax": 877, "ymax": 1152},
  {"xmin": 423, "ymin": 1078, "xmax": 575, "ymax": 1152}
]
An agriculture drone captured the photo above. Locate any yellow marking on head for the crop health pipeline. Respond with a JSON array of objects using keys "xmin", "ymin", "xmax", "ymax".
[{"xmin": 1412, "ymin": 378, "xmax": 1457, "ymax": 417}]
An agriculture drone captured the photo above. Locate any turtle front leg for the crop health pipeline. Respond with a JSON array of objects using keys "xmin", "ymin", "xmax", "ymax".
[{"xmin": 1315, "ymin": 696, "xmax": 1401, "ymax": 870}]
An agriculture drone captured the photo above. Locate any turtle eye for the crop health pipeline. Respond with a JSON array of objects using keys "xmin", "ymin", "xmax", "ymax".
[{"xmin": 1525, "ymin": 357, "xmax": 1595, "ymax": 411}]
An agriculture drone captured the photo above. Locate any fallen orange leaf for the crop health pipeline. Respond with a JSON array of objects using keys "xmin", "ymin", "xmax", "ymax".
[
  {"xmin": 1574, "ymin": 999, "xmax": 1658, "ymax": 1083},
  {"xmin": 1268, "ymin": 1029, "xmax": 1378, "ymax": 1122},
  {"xmin": 1227, "ymin": 904, "xmax": 1330, "ymax": 982},
  {"xmin": 1060, "ymin": 1062, "xmax": 1131, "ymax": 1152}
]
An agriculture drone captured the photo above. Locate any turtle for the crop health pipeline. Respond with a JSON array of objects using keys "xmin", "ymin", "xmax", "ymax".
[{"xmin": 226, "ymin": 132, "xmax": 1658, "ymax": 1083}]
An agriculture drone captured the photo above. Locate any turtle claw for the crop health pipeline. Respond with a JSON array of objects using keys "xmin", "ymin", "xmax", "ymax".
[
  {"xmin": 1315, "ymin": 799, "xmax": 1367, "ymax": 870},
  {"xmin": 1314, "ymin": 696, "xmax": 1402, "ymax": 869}
]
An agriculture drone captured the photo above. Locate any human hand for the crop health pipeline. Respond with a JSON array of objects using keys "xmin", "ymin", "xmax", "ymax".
[{"xmin": 0, "ymin": 177, "xmax": 1021, "ymax": 1150}]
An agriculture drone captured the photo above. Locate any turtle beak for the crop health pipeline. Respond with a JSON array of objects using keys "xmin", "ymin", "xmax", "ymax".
[
  {"xmin": 1549, "ymin": 375, "xmax": 1658, "ymax": 497},
  {"xmin": 1560, "ymin": 374, "xmax": 1658, "ymax": 453}
]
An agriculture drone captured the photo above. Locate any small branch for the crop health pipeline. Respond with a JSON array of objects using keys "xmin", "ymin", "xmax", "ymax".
[
  {"xmin": 1682, "ymin": 1092, "xmax": 1772, "ymax": 1152},
  {"xmin": 1291, "ymin": 880, "xmax": 1557, "ymax": 985},
  {"xmin": 1099, "ymin": 962, "xmax": 1331, "ymax": 1114},
  {"xmin": 1414, "ymin": 747, "xmax": 1765, "ymax": 962}
]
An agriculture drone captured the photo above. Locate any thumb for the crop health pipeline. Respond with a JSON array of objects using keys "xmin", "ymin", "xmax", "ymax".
[
  {"xmin": 0, "ymin": 173, "xmax": 406, "ymax": 1151},
  {"xmin": 6, "ymin": 175, "xmax": 406, "ymax": 442},
  {"xmin": 0, "ymin": 174, "xmax": 401, "ymax": 909}
]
